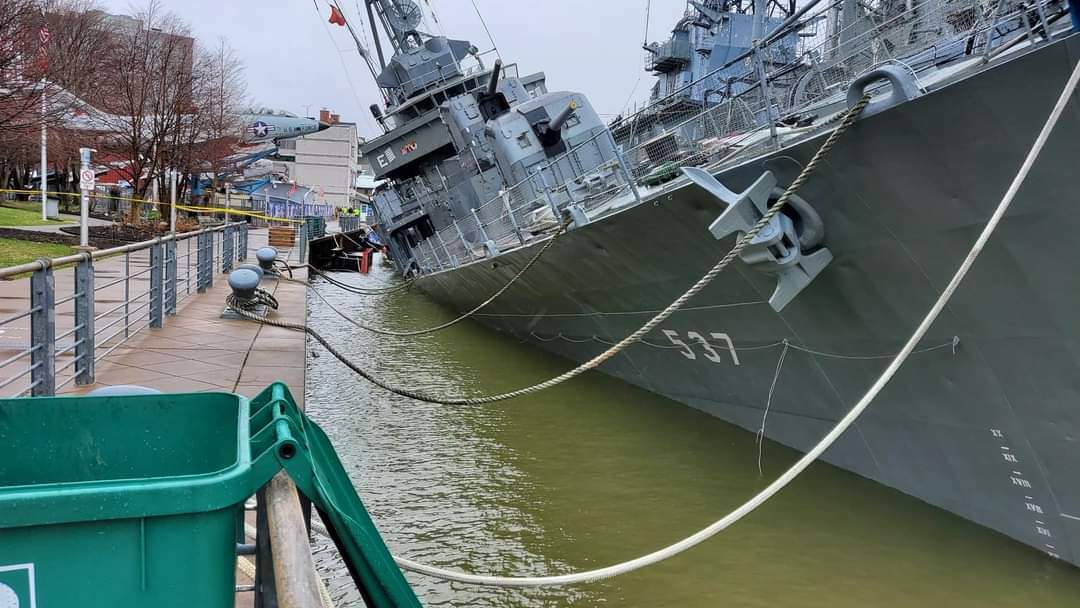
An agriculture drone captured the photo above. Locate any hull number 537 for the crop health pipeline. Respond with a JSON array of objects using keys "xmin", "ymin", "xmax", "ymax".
[{"xmin": 660, "ymin": 330, "xmax": 740, "ymax": 365}]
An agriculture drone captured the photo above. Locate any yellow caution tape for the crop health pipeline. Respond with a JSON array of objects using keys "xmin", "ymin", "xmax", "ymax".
[{"xmin": 0, "ymin": 188, "xmax": 305, "ymax": 224}]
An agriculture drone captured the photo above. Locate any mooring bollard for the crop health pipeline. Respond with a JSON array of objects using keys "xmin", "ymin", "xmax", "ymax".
[
  {"xmin": 256, "ymin": 247, "xmax": 278, "ymax": 273},
  {"xmin": 229, "ymin": 268, "xmax": 260, "ymax": 302},
  {"xmin": 236, "ymin": 263, "xmax": 264, "ymax": 280}
]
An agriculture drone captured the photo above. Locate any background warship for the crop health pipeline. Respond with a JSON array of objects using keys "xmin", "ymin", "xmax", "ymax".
[{"xmin": 353, "ymin": 0, "xmax": 1080, "ymax": 566}]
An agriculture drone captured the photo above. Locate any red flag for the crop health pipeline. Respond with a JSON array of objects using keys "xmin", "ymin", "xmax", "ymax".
[{"xmin": 328, "ymin": 4, "xmax": 347, "ymax": 26}]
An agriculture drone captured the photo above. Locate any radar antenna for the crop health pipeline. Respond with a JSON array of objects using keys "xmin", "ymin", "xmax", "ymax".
[{"xmin": 385, "ymin": 0, "xmax": 423, "ymax": 35}]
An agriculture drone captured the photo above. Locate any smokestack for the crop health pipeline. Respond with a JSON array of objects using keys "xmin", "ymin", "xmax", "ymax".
[{"xmin": 319, "ymin": 108, "xmax": 332, "ymax": 123}]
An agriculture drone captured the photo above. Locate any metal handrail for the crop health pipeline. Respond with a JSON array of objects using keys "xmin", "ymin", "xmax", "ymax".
[
  {"xmin": 0, "ymin": 221, "xmax": 252, "ymax": 396},
  {"xmin": 0, "ymin": 223, "xmax": 243, "ymax": 279}
]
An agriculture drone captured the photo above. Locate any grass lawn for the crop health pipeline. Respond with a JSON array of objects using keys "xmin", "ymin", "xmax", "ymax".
[
  {"xmin": 0, "ymin": 205, "xmax": 70, "ymax": 227},
  {"xmin": 0, "ymin": 238, "xmax": 76, "ymax": 269}
]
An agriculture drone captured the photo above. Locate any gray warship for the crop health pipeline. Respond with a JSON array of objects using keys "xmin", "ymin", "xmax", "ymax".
[{"xmin": 353, "ymin": 0, "xmax": 1080, "ymax": 565}]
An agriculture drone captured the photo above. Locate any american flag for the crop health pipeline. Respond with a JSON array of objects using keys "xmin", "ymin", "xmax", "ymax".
[{"xmin": 36, "ymin": 23, "xmax": 51, "ymax": 72}]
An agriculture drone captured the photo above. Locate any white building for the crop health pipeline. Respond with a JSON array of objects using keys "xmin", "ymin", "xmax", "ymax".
[{"xmin": 276, "ymin": 109, "xmax": 360, "ymax": 209}]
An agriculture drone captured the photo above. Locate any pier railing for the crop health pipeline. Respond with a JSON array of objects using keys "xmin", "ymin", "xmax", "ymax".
[
  {"xmin": 0, "ymin": 222, "xmax": 249, "ymax": 397},
  {"xmin": 405, "ymin": 0, "xmax": 1062, "ymax": 275}
]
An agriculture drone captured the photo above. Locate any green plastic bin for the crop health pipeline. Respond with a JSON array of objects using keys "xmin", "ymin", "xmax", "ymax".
[{"xmin": 0, "ymin": 390, "xmax": 284, "ymax": 608}]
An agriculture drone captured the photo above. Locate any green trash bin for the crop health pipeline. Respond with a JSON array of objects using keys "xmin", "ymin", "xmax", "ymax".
[{"xmin": 0, "ymin": 390, "xmax": 285, "ymax": 608}]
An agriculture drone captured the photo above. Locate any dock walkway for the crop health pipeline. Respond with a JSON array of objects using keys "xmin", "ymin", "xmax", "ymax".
[{"xmin": 58, "ymin": 228, "xmax": 308, "ymax": 403}]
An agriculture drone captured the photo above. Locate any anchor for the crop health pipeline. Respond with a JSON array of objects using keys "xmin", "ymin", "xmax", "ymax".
[{"xmin": 683, "ymin": 167, "xmax": 833, "ymax": 312}]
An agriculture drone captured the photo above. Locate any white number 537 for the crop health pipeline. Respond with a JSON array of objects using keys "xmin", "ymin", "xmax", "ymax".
[{"xmin": 661, "ymin": 329, "xmax": 740, "ymax": 365}]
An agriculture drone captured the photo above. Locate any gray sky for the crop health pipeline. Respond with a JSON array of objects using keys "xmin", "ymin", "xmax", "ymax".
[{"xmin": 98, "ymin": 0, "xmax": 688, "ymax": 139}]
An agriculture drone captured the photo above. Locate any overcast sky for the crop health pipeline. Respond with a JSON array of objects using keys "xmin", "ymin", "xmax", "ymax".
[{"xmin": 97, "ymin": 0, "xmax": 688, "ymax": 138}]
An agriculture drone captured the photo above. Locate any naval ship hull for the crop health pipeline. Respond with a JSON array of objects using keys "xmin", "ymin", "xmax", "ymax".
[{"xmin": 415, "ymin": 35, "xmax": 1080, "ymax": 564}]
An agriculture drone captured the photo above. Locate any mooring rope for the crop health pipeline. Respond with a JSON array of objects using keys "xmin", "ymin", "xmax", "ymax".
[
  {"xmin": 304, "ymin": 54, "xmax": 1080, "ymax": 587},
  {"xmin": 280, "ymin": 266, "xmax": 417, "ymax": 296},
  {"xmin": 297, "ymin": 219, "xmax": 572, "ymax": 337},
  {"xmin": 231, "ymin": 95, "xmax": 873, "ymax": 406}
]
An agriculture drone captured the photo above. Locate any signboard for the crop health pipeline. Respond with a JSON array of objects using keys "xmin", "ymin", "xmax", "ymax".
[
  {"xmin": 0, "ymin": 563, "xmax": 36, "ymax": 608},
  {"xmin": 79, "ymin": 169, "xmax": 95, "ymax": 191}
]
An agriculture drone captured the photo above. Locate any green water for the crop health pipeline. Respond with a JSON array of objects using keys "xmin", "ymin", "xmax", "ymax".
[{"xmin": 305, "ymin": 262, "xmax": 1080, "ymax": 607}]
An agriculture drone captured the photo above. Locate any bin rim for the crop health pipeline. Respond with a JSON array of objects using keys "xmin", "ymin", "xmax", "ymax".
[{"xmin": 0, "ymin": 390, "xmax": 283, "ymax": 529}]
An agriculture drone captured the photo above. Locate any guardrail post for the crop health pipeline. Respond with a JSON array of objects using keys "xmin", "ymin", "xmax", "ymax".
[
  {"xmin": 471, "ymin": 208, "xmax": 491, "ymax": 243},
  {"xmin": 752, "ymin": 47, "xmax": 779, "ymax": 148},
  {"xmin": 150, "ymin": 240, "xmax": 164, "ymax": 329},
  {"xmin": 223, "ymin": 225, "xmax": 235, "ymax": 272},
  {"xmin": 30, "ymin": 265, "xmax": 55, "ymax": 396},
  {"xmin": 239, "ymin": 224, "xmax": 249, "ymax": 261},
  {"xmin": 165, "ymin": 240, "xmax": 177, "ymax": 315},
  {"xmin": 607, "ymin": 131, "xmax": 643, "ymax": 204},
  {"xmin": 436, "ymin": 231, "xmax": 456, "ymax": 267},
  {"xmin": 454, "ymin": 222, "xmax": 476, "ymax": 261},
  {"xmin": 298, "ymin": 220, "xmax": 308, "ymax": 264},
  {"xmin": 197, "ymin": 230, "xmax": 211, "ymax": 292},
  {"xmin": 501, "ymin": 191, "xmax": 526, "ymax": 244},
  {"xmin": 74, "ymin": 257, "xmax": 95, "ymax": 385}
]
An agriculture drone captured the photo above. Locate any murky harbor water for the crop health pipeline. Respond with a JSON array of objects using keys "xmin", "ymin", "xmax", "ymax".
[{"xmin": 305, "ymin": 259, "xmax": 1080, "ymax": 607}]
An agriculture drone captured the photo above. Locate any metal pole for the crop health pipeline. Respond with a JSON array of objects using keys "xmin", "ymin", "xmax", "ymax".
[
  {"xmin": 40, "ymin": 80, "xmax": 48, "ymax": 222},
  {"xmin": 30, "ymin": 266, "xmax": 55, "ymax": 396},
  {"xmin": 79, "ymin": 147, "xmax": 93, "ymax": 247},
  {"xmin": 170, "ymin": 168, "xmax": 177, "ymax": 234},
  {"xmin": 186, "ymin": 237, "xmax": 192, "ymax": 295},
  {"xmin": 225, "ymin": 183, "xmax": 232, "ymax": 222},
  {"xmin": 223, "ymin": 225, "xmax": 234, "ymax": 272},
  {"xmin": 197, "ymin": 231, "xmax": 209, "ymax": 292},
  {"xmin": 124, "ymin": 252, "xmax": 130, "ymax": 338},
  {"xmin": 165, "ymin": 240, "xmax": 177, "ymax": 315},
  {"xmin": 436, "ymin": 230, "xmax": 456, "ymax": 266},
  {"xmin": 427, "ymin": 239, "xmax": 444, "ymax": 270},
  {"xmin": 606, "ymin": 131, "xmax": 642, "ymax": 204},
  {"xmin": 74, "ymin": 257, "xmax": 95, "ymax": 385},
  {"xmin": 982, "ymin": 0, "xmax": 1008, "ymax": 60},
  {"xmin": 471, "ymin": 208, "xmax": 491, "ymax": 242},
  {"xmin": 753, "ymin": 47, "xmax": 779, "ymax": 148},
  {"xmin": 298, "ymin": 220, "xmax": 308, "ymax": 264},
  {"xmin": 239, "ymin": 224, "xmax": 249, "ymax": 261},
  {"xmin": 501, "ymin": 191, "xmax": 526, "ymax": 244},
  {"xmin": 454, "ymin": 222, "xmax": 476, "ymax": 260},
  {"xmin": 150, "ymin": 241, "xmax": 163, "ymax": 329}
]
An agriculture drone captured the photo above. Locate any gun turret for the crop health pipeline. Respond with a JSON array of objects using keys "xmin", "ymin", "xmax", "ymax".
[
  {"xmin": 477, "ymin": 59, "xmax": 511, "ymax": 121},
  {"xmin": 536, "ymin": 100, "xmax": 578, "ymax": 148}
]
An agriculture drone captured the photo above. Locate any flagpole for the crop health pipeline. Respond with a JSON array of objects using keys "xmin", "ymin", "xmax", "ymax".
[
  {"xmin": 38, "ymin": 13, "xmax": 49, "ymax": 221},
  {"xmin": 40, "ymin": 81, "xmax": 47, "ymax": 221}
]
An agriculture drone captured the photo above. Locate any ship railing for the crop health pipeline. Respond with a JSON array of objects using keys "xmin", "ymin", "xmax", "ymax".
[
  {"xmin": 611, "ymin": 0, "xmax": 1059, "ymax": 184},
  {"xmin": 0, "ymin": 222, "xmax": 249, "ymax": 397},
  {"xmin": 405, "ymin": 0, "xmax": 1063, "ymax": 275}
]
